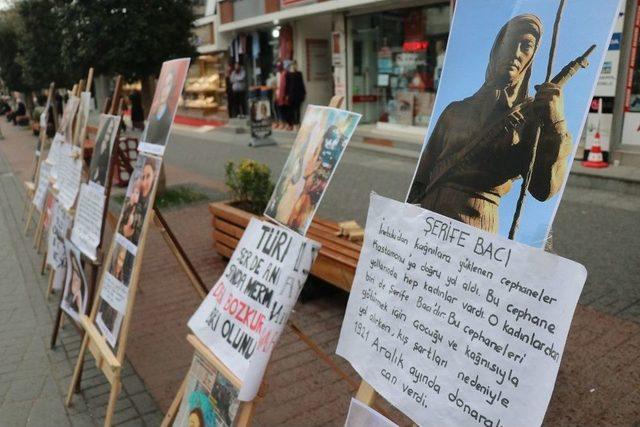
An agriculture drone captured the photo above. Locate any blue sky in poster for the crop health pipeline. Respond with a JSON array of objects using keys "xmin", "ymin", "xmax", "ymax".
[{"xmin": 417, "ymin": 0, "xmax": 620, "ymax": 247}]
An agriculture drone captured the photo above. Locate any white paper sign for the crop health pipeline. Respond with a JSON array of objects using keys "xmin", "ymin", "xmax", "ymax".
[
  {"xmin": 337, "ymin": 194, "xmax": 587, "ymax": 427},
  {"xmin": 70, "ymin": 183, "xmax": 106, "ymax": 261},
  {"xmin": 46, "ymin": 133, "xmax": 65, "ymax": 182},
  {"xmin": 188, "ymin": 218, "xmax": 320, "ymax": 400},
  {"xmin": 57, "ymin": 145, "xmax": 83, "ymax": 211},
  {"xmin": 100, "ymin": 272, "xmax": 129, "ymax": 315},
  {"xmin": 33, "ymin": 162, "xmax": 52, "ymax": 211},
  {"xmin": 345, "ymin": 398, "xmax": 398, "ymax": 427}
]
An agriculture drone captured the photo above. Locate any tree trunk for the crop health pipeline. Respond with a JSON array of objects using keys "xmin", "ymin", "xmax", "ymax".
[
  {"xmin": 140, "ymin": 75, "xmax": 155, "ymax": 119},
  {"xmin": 25, "ymin": 91, "xmax": 35, "ymax": 119}
]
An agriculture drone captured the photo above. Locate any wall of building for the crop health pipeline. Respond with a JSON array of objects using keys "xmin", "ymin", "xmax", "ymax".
[{"xmin": 293, "ymin": 14, "xmax": 334, "ymax": 110}]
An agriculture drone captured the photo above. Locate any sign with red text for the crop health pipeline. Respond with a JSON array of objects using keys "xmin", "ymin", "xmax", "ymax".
[
  {"xmin": 188, "ymin": 218, "xmax": 320, "ymax": 400},
  {"xmin": 337, "ymin": 193, "xmax": 586, "ymax": 427}
]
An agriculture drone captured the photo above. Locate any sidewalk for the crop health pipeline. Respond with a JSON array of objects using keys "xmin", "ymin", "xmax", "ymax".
[{"xmin": 0, "ymin": 122, "xmax": 163, "ymax": 426}]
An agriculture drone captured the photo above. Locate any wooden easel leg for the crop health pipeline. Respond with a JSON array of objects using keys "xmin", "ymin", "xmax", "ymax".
[
  {"xmin": 160, "ymin": 376, "xmax": 188, "ymax": 427},
  {"xmin": 355, "ymin": 381, "xmax": 377, "ymax": 406},
  {"xmin": 33, "ymin": 210, "xmax": 45, "ymax": 249},
  {"xmin": 235, "ymin": 401, "xmax": 255, "ymax": 427},
  {"xmin": 23, "ymin": 205, "xmax": 34, "ymax": 235},
  {"xmin": 50, "ymin": 308, "xmax": 64, "ymax": 349},
  {"xmin": 66, "ymin": 334, "xmax": 89, "ymax": 406},
  {"xmin": 104, "ymin": 378, "xmax": 121, "ymax": 427},
  {"xmin": 152, "ymin": 207, "xmax": 208, "ymax": 299},
  {"xmin": 46, "ymin": 268, "xmax": 55, "ymax": 297},
  {"xmin": 38, "ymin": 232, "xmax": 46, "ymax": 254},
  {"xmin": 50, "ymin": 286, "xmax": 65, "ymax": 349},
  {"xmin": 41, "ymin": 251, "xmax": 49, "ymax": 276},
  {"xmin": 22, "ymin": 192, "xmax": 33, "ymax": 223}
]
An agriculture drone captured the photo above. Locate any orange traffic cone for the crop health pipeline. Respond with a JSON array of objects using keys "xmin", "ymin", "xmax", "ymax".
[{"xmin": 582, "ymin": 132, "xmax": 608, "ymax": 168}]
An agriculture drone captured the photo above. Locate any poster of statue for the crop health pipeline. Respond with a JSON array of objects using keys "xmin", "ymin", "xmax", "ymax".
[{"xmin": 406, "ymin": 0, "xmax": 620, "ymax": 247}]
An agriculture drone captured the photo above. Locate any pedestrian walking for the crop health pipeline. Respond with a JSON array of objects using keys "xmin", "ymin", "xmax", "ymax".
[{"xmin": 274, "ymin": 60, "xmax": 289, "ymax": 129}]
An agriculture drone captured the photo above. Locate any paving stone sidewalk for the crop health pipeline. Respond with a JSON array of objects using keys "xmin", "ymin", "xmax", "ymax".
[{"xmin": 0, "ymin": 122, "xmax": 162, "ymax": 426}]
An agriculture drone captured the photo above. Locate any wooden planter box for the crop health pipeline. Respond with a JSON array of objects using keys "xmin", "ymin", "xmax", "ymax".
[{"xmin": 209, "ymin": 201, "xmax": 362, "ymax": 292}]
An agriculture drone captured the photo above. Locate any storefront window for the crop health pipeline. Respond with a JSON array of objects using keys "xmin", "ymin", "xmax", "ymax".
[{"xmin": 348, "ymin": 4, "xmax": 450, "ymax": 127}]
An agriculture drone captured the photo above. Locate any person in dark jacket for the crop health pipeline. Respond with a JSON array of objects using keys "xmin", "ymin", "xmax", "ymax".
[
  {"xmin": 129, "ymin": 90, "xmax": 144, "ymax": 131},
  {"xmin": 285, "ymin": 60, "xmax": 306, "ymax": 130}
]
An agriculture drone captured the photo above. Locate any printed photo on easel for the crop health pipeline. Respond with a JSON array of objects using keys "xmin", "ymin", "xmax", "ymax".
[
  {"xmin": 139, "ymin": 58, "xmax": 190, "ymax": 156},
  {"xmin": 60, "ymin": 241, "xmax": 89, "ymax": 323},
  {"xmin": 264, "ymin": 105, "xmax": 361, "ymax": 235},
  {"xmin": 406, "ymin": 0, "xmax": 620, "ymax": 247},
  {"xmin": 174, "ymin": 353, "xmax": 240, "ymax": 427},
  {"xmin": 88, "ymin": 114, "xmax": 121, "ymax": 188},
  {"xmin": 58, "ymin": 95, "xmax": 80, "ymax": 144},
  {"xmin": 117, "ymin": 155, "xmax": 161, "ymax": 247},
  {"xmin": 94, "ymin": 236, "xmax": 135, "ymax": 349}
]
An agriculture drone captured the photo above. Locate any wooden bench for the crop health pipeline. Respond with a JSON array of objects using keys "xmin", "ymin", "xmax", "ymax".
[{"xmin": 209, "ymin": 201, "xmax": 362, "ymax": 292}]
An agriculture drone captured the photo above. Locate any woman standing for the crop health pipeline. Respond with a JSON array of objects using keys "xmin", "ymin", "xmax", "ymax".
[{"xmin": 285, "ymin": 60, "xmax": 306, "ymax": 130}]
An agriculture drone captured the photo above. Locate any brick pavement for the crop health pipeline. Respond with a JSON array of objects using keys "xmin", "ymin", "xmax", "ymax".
[
  {"xmin": 125, "ymin": 197, "xmax": 640, "ymax": 426},
  {"xmin": 2, "ymin": 120, "xmax": 639, "ymax": 426},
  {"xmin": 0, "ymin": 122, "xmax": 163, "ymax": 426}
]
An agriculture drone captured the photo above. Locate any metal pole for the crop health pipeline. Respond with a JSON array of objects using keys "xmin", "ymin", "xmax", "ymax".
[{"xmin": 509, "ymin": 0, "xmax": 566, "ymax": 240}]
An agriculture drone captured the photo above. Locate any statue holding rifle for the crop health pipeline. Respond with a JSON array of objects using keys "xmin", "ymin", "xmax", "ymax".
[{"xmin": 408, "ymin": 12, "xmax": 593, "ymax": 237}]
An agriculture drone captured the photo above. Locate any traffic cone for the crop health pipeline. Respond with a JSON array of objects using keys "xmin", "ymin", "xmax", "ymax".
[{"xmin": 582, "ymin": 132, "xmax": 608, "ymax": 168}]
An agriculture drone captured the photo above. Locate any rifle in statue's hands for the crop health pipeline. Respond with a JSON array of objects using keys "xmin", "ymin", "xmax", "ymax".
[{"xmin": 415, "ymin": 44, "xmax": 597, "ymax": 202}]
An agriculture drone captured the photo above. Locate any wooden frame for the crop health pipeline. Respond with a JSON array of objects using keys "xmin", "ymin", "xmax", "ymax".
[
  {"xmin": 50, "ymin": 74, "xmax": 123, "ymax": 350},
  {"xmin": 160, "ymin": 335, "xmax": 258, "ymax": 427},
  {"xmin": 24, "ymin": 82, "xmax": 56, "ymax": 234},
  {"xmin": 66, "ymin": 155, "xmax": 161, "ymax": 426},
  {"xmin": 161, "ymin": 96, "xmax": 352, "ymax": 427}
]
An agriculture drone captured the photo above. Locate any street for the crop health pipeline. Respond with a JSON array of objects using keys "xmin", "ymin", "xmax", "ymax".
[{"xmin": 165, "ymin": 126, "xmax": 640, "ymax": 323}]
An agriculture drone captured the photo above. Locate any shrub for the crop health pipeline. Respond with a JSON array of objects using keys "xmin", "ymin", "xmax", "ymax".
[{"xmin": 225, "ymin": 159, "xmax": 274, "ymax": 215}]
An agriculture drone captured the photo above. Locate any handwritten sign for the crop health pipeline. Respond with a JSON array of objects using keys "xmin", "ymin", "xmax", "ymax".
[
  {"xmin": 188, "ymin": 218, "xmax": 320, "ymax": 400},
  {"xmin": 100, "ymin": 272, "xmax": 129, "ymax": 315},
  {"xmin": 33, "ymin": 163, "xmax": 52, "ymax": 211},
  {"xmin": 70, "ymin": 183, "xmax": 106, "ymax": 260},
  {"xmin": 46, "ymin": 134, "xmax": 64, "ymax": 181},
  {"xmin": 337, "ymin": 194, "xmax": 587, "ymax": 427},
  {"xmin": 57, "ymin": 145, "xmax": 83, "ymax": 211},
  {"xmin": 345, "ymin": 398, "xmax": 398, "ymax": 427}
]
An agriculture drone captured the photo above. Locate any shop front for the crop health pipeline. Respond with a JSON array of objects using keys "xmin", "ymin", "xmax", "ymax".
[{"xmin": 345, "ymin": 2, "xmax": 451, "ymax": 132}]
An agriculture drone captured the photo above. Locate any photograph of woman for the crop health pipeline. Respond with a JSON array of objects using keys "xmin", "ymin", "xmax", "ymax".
[
  {"xmin": 88, "ymin": 114, "xmax": 121, "ymax": 187},
  {"xmin": 110, "ymin": 244, "xmax": 133, "ymax": 286},
  {"xmin": 117, "ymin": 155, "xmax": 160, "ymax": 246},
  {"xmin": 60, "ymin": 242, "xmax": 88, "ymax": 322}
]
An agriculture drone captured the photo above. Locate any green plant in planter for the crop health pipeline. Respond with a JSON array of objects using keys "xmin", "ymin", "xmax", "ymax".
[{"xmin": 225, "ymin": 159, "xmax": 274, "ymax": 215}]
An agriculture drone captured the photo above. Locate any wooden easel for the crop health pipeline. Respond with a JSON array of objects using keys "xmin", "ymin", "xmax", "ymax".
[
  {"xmin": 29, "ymin": 82, "xmax": 82, "ymax": 250},
  {"xmin": 160, "ymin": 96, "xmax": 359, "ymax": 426},
  {"xmin": 35, "ymin": 68, "xmax": 96, "ymax": 272},
  {"xmin": 23, "ymin": 82, "xmax": 56, "ymax": 225},
  {"xmin": 50, "ymin": 75, "xmax": 124, "ymax": 349},
  {"xmin": 65, "ymin": 153, "xmax": 162, "ymax": 426}
]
